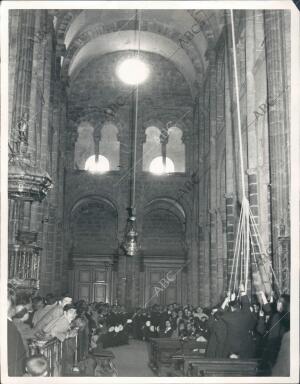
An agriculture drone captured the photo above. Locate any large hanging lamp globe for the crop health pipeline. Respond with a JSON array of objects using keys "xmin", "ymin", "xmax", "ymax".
[{"xmin": 117, "ymin": 57, "xmax": 149, "ymax": 85}]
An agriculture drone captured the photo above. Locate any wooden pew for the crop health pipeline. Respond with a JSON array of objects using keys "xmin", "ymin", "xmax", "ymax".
[
  {"xmin": 169, "ymin": 355, "xmax": 260, "ymax": 377},
  {"xmin": 148, "ymin": 338, "xmax": 207, "ymax": 376}
]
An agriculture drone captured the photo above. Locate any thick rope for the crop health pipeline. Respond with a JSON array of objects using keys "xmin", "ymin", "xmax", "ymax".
[
  {"xmin": 234, "ymin": 204, "xmax": 243, "ymax": 291},
  {"xmin": 230, "ymin": 10, "xmax": 250, "ymax": 292},
  {"xmin": 244, "ymin": 199, "xmax": 251, "ymax": 291},
  {"xmin": 230, "ymin": 10, "xmax": 246, "ymax": 199},
  {"xmin": 228, "ymin": 206, "xmax": 242, "ymax": 292},
  {"xmin": 228, "ymin": 11, "xmax": 278, "ymax": 294},
  {"xmin": 249, "ymin": 228, "xmax": 268, "ymax": 293},
  {"xmin": 132, "ymin": 10, "xmax": 142, "ymax": 209},
  {"xmin": 249, "ymin": 209, "xmax": 281, "ymax": 294}
]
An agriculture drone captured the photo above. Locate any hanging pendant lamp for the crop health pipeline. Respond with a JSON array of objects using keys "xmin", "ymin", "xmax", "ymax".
[
  {"xmin": 121, "ymin": 10, "xmax": 143, "ymax": 256},
  {"xmin": 122, "ymin": 208, "xmax": 139, "ymax": 256}
]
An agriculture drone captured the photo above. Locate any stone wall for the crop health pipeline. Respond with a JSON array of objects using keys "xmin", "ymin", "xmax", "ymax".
[
  {"xmin": 7, "ymin": 9, "xmax": 291, "ymax": 303},
  {"xmin": 196, "ymin": 10, "xmax": 291, "ymax": 306},
  {"xmin": 8, "ymin": 10, "xmax": 68, "ymax": 295}
]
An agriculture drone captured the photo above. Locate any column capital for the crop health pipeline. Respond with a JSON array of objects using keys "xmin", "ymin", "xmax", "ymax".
[
  {"xmin": 224, "ymin": 192, "xmax": 235, "ymax": 199},
  {"xmin": 246, "ymin": 168, "xmax": 258, "ymax": 176}
]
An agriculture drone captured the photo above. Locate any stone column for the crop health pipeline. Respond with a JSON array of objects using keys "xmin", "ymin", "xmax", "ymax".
[
  {"xmin": 206, "ymin": 48, "xmax": 219, "ymax": 306},
  {"xmin": 264, "ymin": 10, "xmax": 290, "ymax": 293},
  {"xmin": 197, "ymin": 78, "xmax": 210, "ymax": 307},
  {"xmin": 10, "ymin": 10, "xmax": 35, "ymax": 151},
  {"xmin": 245, "ymin": 12, "xmax": 264, "ymax": 294},
  {"xmin": 9, "ymin": 11, "xmax": 20, "ymax": 138},
  {"xmin": 224, "ymin": 15, "xmax": 238, "ymax": 289},
  {"xmin": 26, "ymin": 10, "xmax": 46, "ymax": 163},
  {"xmin": 190, "ymin": 98, "xmax": 200, "ymax": 306},
  {"xmin": 215, "ymin": 45, "xmax": 226, "ymax": 299},
  {"xmin": 40, "ymin": 14, "xmax": 54, "ymax": 172}
]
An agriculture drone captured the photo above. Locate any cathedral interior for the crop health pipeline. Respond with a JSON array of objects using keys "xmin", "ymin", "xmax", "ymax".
[{"xmin": 5, "ymin": 7, "xmax": 294, "ymax": 379}]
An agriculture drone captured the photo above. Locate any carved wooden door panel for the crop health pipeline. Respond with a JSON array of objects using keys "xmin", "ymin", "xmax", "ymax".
[
  {"xmin": 74, "ymin": 265, "xmax": 111, "ymax": 303},
  {"xmin": 149, "ymin": 270, "xmax": 165, "ymax": 305},
  {"xmin": 77, "ymin": 269, "xmax": 92, "ymax": 302},
  {"xmin": 145, "ymin": 266, "xmax": 182, "ymax": 306}
]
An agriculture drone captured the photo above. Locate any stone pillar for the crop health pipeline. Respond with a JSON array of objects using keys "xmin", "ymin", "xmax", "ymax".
[
  {"xmin": 277, "ymin": 236, "xmax": 290, "ymax": 293},
  {"xmin": 215, "ymin": 45, "xmax": 226, "ymax": 299},
  {"xmin": 197, "ymin": 78, "xmax": 210, "ymax": 307},
  {"xmin": 224, "ymin": 27, "xmax": 237, "ymax": 289},
  {"xmin": 206, "ymin": 48, "xmax": 218, "ymax": 305},
  {"xmin": 9, "ymin": 11, "xmax": 20, "ymax": 138},
  {"xmin": 225, "ymin": 193, "xmax": 235, "ymax": 289},
  {"xmin": 245, "ymin": 12, "xmax": 265, "ymax": 294},
  {"xmin": 264, "ymin": 10, "xmax": 290, "ymax": 293},
  {"xmin": 191, "ymin": 104, "xmax": 200, "ymax": 306},
  {"xmin": 65, "ymin": 121, "xmax": 78, "ymax": 170},
  {"xmin": 27, "ymin": 10, "xmax": 45, "ymax": 163},
  {"xmin": 40, "ymin": 14, "xmax": 54, "ymax": 172},
  {"xmin": 10, "ymin": 10, "xmax": 35, "ymax": 150}
]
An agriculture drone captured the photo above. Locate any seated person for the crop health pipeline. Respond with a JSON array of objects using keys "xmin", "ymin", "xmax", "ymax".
[
  {"xmin": 31, "ymin": 296, "xmax": 47, "ymax": 328},
  {"xmin": 34, "ymin": 293, "xmax": 72, "ymax": 332},
  {"xmin": 198, "ymin": 315, "xmax": 209, "ymax": 340},
  {"xmin": 142, "ymin": 320, "xmax": 155, "ymax": 341},
  {"xmin": 185, "ymin": 322, "xmax": 194, "ymax": 338},
  {"xmin": 23, "ymin": 355, "xmax": 49, "ymax": 377},
  {"xmin": 177, "ymin": 320, "xmax": 188, "ymax": 338},
  {"xmin": 159, "ymin": 320, "xmax": 173, "ymax": 338},
  {"xmin": 37, "ymin": 304, "xmax": 78, "ymax": 342}
]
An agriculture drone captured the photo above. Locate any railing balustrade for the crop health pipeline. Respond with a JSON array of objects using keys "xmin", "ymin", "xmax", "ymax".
[{"xmin": 8, "ymin": 244, "xmax": 41, "ymax": 289}]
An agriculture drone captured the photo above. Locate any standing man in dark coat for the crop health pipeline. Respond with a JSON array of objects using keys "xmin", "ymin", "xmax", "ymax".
[
  {"xmin": 221, "ymin": 286, "xmax": 257, "ymax": 358},
  {"xmin": 206, "ymin": 304, "xmax": 227, "ymax": 358}
]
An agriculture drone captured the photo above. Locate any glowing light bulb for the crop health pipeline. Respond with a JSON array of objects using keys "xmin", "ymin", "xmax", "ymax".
[{"xmin": 117, "ymin": 57, "xmax": 149, "ymax": 85}]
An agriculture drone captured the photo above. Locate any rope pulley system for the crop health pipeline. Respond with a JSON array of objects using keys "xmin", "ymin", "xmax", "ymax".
[{"xmin": 227, "ymin": 10, "xmax": 280, "ymax": 299}]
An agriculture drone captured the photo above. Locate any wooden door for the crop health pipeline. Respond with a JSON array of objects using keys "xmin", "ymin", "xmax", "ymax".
[
  {"xmin": 149, "ymin": 270, "xmax": 164, "ymax": 305},
  {"xmin": 145, "ymin": 266, "xmax": 183, "ymax": 306},
  {"xmin": 74, "ymin": 265, "xmax": 111, "ymax": 303},
  {"xmin": 78, "ymin": 269, "xmax": 92, "ymax": 302},
  {"xmin": 93, "ymin": 269, "xmax": 108, "ymax": 302}
]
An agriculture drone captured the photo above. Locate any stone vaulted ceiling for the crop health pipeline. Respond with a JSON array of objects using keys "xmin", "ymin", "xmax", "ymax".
[{"xmin": 55, "ymin": 9, "xmax": 225, "ymax": 95}]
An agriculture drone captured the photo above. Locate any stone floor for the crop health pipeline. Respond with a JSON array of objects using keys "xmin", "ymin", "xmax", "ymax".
[{"xmin": 110, "ymin": 339, "xmax": 154, "ymax": 377}]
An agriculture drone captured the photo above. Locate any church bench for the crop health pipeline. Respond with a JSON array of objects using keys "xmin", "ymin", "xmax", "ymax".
[
  {"xmin": 169, "ymin": 356, "xmax": 260, "ymax": 377},
  {"xmin": 148, "ymin": 338, "xmax": 207, "ymax": 376}
]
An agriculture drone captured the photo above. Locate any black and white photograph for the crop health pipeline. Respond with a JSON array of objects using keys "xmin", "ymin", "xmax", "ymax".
[{"xmin": 0, "ymin": 1, "xmax": 299, "ymax": 383}]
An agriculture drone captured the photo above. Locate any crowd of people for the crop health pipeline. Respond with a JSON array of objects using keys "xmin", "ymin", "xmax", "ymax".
[{"xmin": 7, "ymin": 283, "xmax": 290, "ymax": 377}]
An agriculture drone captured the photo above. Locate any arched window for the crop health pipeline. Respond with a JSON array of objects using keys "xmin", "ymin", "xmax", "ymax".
[
  {"xmin": 149, "ymin": 156, "xmax": 175, "ymax": 175},
  {"xmin": 144, "ymin": 124, "xmax": 185, "ymax": 174},
  {"xmin": 166, "ymin": 126, "xmax": 185, "ymax": 172},
  {"xmin": 85, "ymin": 155, "xmax": 110, "ymax": 173},
  {"xmin": 74, "ymin": 122, "xmax": 94, "ymax": 170},
  {"xmin": 143, "ymin": 126, "xmax": 161, "ymax": 171},
  {"xmin": 99, "ymin": 122, "xmax": 120, "ymax": 170}
]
